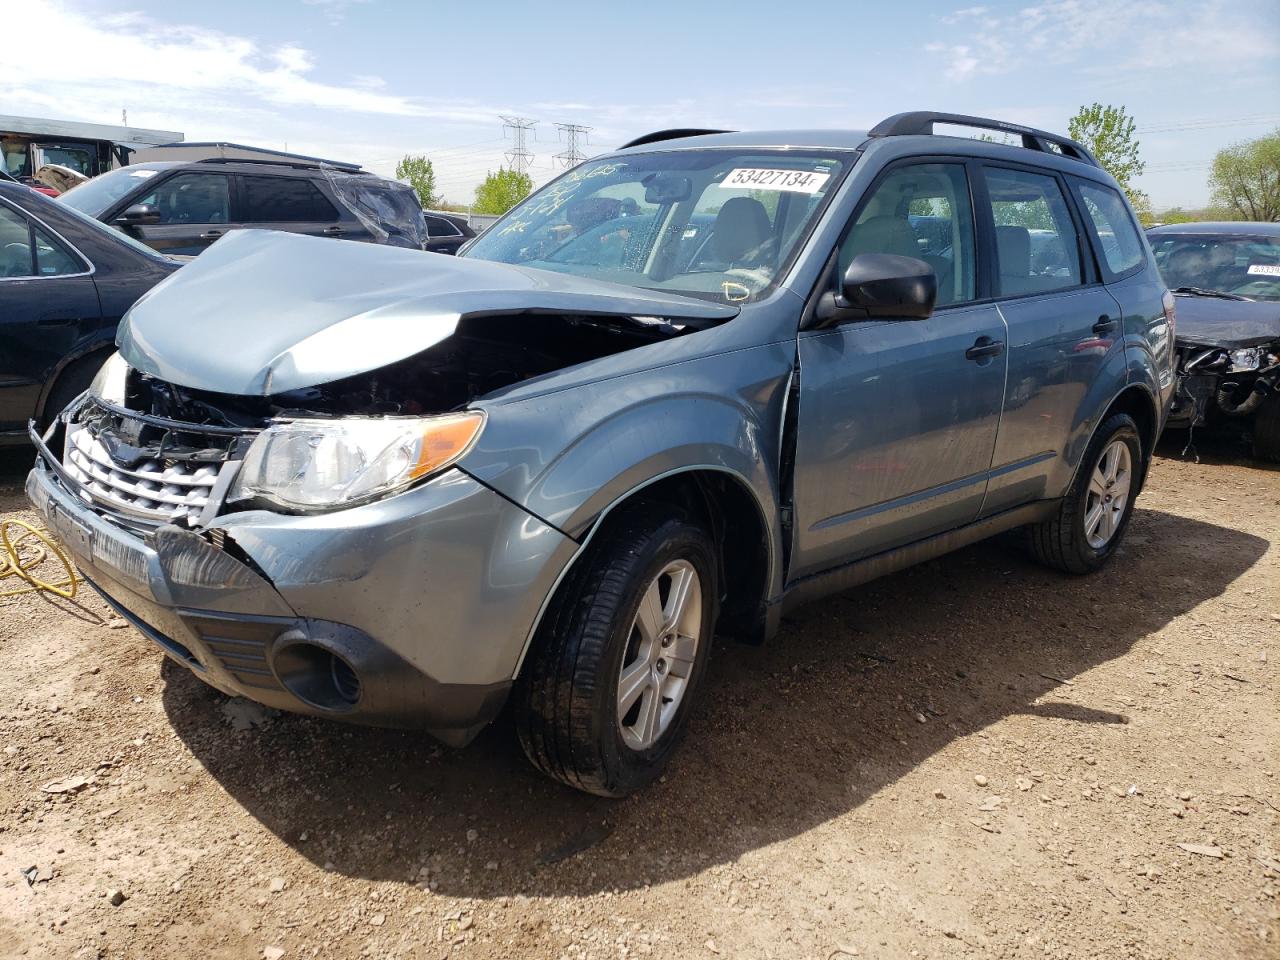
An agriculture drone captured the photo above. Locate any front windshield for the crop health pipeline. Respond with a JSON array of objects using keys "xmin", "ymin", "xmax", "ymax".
[
  {"xmin": 59, "ymin": 166, "xmax": 164, "ymax": 217},
  {"xmin": 1152, "ymin": 233, "xmax": 1280, "ymax": 302},
  {"xmin": 462, "ymin": 150, "xmax": 848, "ymax": 303}
]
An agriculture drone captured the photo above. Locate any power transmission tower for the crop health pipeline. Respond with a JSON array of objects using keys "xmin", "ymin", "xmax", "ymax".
[
  {"xmin": 554, "ymin": 123, "xmax": 592, "ymax": 169},
  {"xmin": 500, "ymin": 116, "xmax": 537, "ymax": 172}
]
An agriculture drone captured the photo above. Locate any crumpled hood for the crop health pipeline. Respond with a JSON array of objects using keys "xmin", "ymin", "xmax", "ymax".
[
  {"xmin": 1173, "ymin": 294, "xmax": 1280, "ymax": 350},
  {"xmin": 117, "ymin": 229, "xmax": 738, "ymax": 395}
]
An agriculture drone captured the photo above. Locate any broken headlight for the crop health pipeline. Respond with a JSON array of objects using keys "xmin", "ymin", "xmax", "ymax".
[
  {"xmin": 1229, "ymin": 347, "xmax": 1263, "ymax": 371},
  {"xmin": 87, "ymin": 351, "xmax": 128, "ymax": 406},
  {"xmin": 231, "ymin": 412, "xmax": 485, "ymax": 511}
]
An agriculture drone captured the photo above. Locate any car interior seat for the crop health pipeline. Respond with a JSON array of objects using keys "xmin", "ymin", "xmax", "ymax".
[
  {"xmin": 842, "ymin": 214, "xmax": 954, "ymax": 305},
  {"xmin": 711, "ymin": 197, "xmax": 773, "ymax": 267}
]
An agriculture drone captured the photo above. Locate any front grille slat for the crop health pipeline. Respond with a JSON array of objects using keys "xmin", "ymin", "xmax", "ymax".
[{"xmin": 62, "ymin": 421, "xmax": 228, "ymax": 531}]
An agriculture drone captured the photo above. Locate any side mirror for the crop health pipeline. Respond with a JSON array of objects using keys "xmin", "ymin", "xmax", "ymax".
[
  {"xmin": 114, "ymin": 203, "xmax": 161, "ymax": 227},
  {"xmin": 813, "ymin": 253, "xmax": 937, "ymax": 327}
]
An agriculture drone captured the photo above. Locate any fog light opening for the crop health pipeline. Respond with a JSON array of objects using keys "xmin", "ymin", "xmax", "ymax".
[{"xmin": 272, "ymin": 637, "xmax": 361, "ymax": 711}]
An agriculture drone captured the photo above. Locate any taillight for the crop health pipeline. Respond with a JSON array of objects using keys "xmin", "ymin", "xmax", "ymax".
[{"xmin": 1162, "ymin": 289, "xmax": 1176, "ymax": 337}]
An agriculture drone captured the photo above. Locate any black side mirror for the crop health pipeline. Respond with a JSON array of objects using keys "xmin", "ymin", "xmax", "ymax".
[
  {"xmin": 114, "ymin": 203, "xmax": 160, "ymax": 227},
  {"xmin": 813, "ymin": 253, "xmax": 937, "ymax": 327}
]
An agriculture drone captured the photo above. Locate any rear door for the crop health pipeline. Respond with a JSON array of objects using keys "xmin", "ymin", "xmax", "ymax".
[
  {"xmin": 976, "ymin": 163, "xmax": 1125, "ymax": 515},
  {"xmin": 122, "ymin": 171, "xmax": 234, "ymax": 256},
  {"xmin": 235, "ymin": 174, "xmax": 348, "ymax": 240},
  {"xmin": 424, "ymin": 214, "xmax": 466, "ymax": 254},
  {"xmin": 790, "ymin": 160, "xmax": 1009, "ymax": 579},
  {"xmin": 0, "ymin": 201, "xmax": 100, "ymax": 431}
]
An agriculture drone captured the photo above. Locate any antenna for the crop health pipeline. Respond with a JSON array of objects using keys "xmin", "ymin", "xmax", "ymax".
[
  {"xmin": 554, "ymin": 122, "xmax": 592, "ymax": 168},
  {"xmin": 500, "ymin": 116, "xmax": 537, "ymax": 172}
]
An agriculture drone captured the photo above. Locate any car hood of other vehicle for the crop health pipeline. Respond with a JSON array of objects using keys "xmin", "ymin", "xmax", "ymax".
[
  {"xmin": 117, "ymin": 229, "xmax": 738, "ymax": 396},
  {"xmin": 1174, "ymin": 294, "xmax": 1280, "ymax": 350}
]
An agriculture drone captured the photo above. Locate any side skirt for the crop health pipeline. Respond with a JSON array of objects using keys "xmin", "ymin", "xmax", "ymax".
[{"xmin": 780, "ymin": 499, "xmax": 1059, "ymax": 615}]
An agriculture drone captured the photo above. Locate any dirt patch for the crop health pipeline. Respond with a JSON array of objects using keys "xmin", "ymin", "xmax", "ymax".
[{"xmin": 1, "ymin": 440, "xmax": 1277, "ymax": 959}]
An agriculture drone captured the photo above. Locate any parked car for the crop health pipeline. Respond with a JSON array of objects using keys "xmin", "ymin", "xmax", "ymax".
[
  {"xmin": 28, "ymin": 112, "xmax": 1173, "ymax": 796},
  {"xmin": 57, "ymin": 156, "xmax": 427, "ymax": 257},
  {"xmin": 1148, "ymin": 221, "xmax": 1280, "ymax": 460},
  {"xmin": 0, "ymin": 181, "xmax": 177, "ymax": 444},
  {"xmin": 422, "ymin": 210, "xmax": 476, "ymax": 255}
]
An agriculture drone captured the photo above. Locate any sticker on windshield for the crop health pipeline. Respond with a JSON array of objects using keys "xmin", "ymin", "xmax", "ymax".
[
  {"xmin": 718, "ymin": 168, "xmax": 831, "ymax": 193},
  {"xmin": 1247, "ymin": 263, "xmax": 1280, "ymax": 276},
  {"xmin": 128, "ymin": 169, "xmax": 159, "ymax": 178}
]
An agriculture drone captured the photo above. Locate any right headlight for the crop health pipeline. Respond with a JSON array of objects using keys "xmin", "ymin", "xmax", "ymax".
[
  {"xmin": 87, "ymin": 351, "xmax": 128, "ymax": 406},
  {"xmin": 230, "ymin": 411, "xmax": 485, "ymax": 512},
  {"xmin": 1228, "ymin": 348, "xmax": 1262, "ymax": 371}
]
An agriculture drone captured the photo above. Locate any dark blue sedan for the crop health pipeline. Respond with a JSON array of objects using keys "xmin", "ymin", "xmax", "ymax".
[{"xmin": 0, "ymin": 181, "xmax": 178, "ymax": 442}]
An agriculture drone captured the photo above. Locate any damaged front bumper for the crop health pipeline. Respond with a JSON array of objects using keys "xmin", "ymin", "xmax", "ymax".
[{"xmin": 27, "ymin": 423, "xmax": 576, "ymax": 745}]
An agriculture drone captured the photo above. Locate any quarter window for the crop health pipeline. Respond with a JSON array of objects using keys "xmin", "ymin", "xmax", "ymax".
[
  {"xmin": 0, "ymin": 206, "xmax": 34, "ymax": 277},
  {"xmin": 240, "ymin": 176, "xmax": 338, "ymax": 223},
  {"xmin": 1075, "ymin": 181, "xmax": 1145, "ymax": 276},
  {"xmin": 982, "ymin": 167, "xmax": 1083, "ymax": 296},
  {"xmin": 838, "ymin": 163, "xmax": 976, "ymax": 306},
  {"xmin": 425, "ymin": 215, "xmax": 462, "ymax": 238},
  {"xmin": 33, "ymin": 224, "xmax": 83, "ymax": 276},
  {"xmin": 138, "ymin": 173, "xmax": 231, "ymax": 224}
]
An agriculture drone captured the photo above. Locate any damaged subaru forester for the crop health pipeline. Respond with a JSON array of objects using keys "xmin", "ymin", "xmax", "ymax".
[{"xmin": 28, "ymin": 113, "xmax": 1175, "ymax": 796}]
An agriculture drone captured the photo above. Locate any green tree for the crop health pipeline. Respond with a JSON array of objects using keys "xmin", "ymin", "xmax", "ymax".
[
  {"xmin": 1068, "ymin": 103, "xmax": 1145, "ymax": 202},
  {"xmin": 1208, "ymin": 129, "xmax": 1280, "ymax": 222},
  {"xmin": 395, "ymin": 154, "xmax": 440, "ymax": 209},
  {"xmin": 473, "ymin": 167, "xmax": 533, "ymax": 215}
]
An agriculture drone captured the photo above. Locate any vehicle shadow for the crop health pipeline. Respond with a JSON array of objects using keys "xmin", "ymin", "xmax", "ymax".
[
  {"xmin": 1156, "ymin": 427, "xmax": 1280, "ymax": 471},
  {"xmin": 161, "ymin": 506, "xmax": 1267, "ymax": 898}
]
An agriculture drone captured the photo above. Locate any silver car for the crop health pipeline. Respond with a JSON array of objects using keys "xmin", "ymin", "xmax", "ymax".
[{"xmin": 27, "ymin": 113, "xmax": 1174, "ymax": 796}]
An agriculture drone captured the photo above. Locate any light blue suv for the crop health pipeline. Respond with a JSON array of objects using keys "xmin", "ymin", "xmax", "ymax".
[{"xmin": 28, "ymin": 112, "xmax": 1174, "ymax": 796}]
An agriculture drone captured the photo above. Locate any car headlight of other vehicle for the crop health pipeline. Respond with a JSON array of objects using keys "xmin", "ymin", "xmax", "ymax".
[
  {"xmin": 231, "ymin": 411, "xmax": 485, "ymax": 511},
  {"xmin": 1228, "ymin": 348, "xmax": 1263, "ymax": 371},
  {"xmin": 87, "ymin": 351, "xmax": 128, "ymax": 406}
]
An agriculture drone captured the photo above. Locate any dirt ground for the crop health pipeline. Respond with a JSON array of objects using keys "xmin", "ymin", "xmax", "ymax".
[{"xmin": 0, "ymin": 435, "xmax": 1276, "ymax": 960}]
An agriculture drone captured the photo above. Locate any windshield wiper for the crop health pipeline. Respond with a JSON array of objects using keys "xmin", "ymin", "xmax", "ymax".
[{"xmin": 1172, "ymin": 286, "xmax": 1251, "ymax": 301}]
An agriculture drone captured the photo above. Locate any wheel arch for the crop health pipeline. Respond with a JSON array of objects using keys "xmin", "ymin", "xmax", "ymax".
[{"xmin": 35, "ymin": 341, "xmax": 114, "ymax": 424}]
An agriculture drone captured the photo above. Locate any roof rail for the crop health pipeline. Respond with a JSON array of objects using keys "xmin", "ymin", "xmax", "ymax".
[
  {"xmin": 619, "ymin": 128, "xmax": 735, "ymax": 150},
  {"xmin": 867, "ymin": 112, "xmax": 1099, "ymax": 167},
  {"xmin": 195, "ymin": 156, "xmax": 364, "ymax": 172}
]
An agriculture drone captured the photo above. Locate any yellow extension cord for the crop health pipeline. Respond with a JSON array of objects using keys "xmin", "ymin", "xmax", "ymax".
[{"xmin": 0, "ymin": 518, "xmax": 79, "ymax": 599}]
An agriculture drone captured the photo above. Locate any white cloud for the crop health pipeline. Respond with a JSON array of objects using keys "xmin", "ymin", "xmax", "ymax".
[{"xmin": 302, "ymin": 0, "xmax": 372, "ymax": 26}]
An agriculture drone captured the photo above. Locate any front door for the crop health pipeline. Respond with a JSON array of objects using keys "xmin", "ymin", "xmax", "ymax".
[
  {"xmin": 122, "ymin": 171, "xmax": 234, "ymax": 256},
  {"xmin": 789, "ymin": 161, "xmax": 1008, "ymax": 580}
]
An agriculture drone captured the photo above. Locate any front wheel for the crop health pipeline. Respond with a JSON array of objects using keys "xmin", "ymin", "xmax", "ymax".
[
  {"xmin": 514, "ymin": 503, "xmax": 717, "ymax": 797},
  {"xmin": 1253, "ymin": 392, "xmax": 1280, "ymax": 463},
  {"xmin": 1029, "ymin": 413, "xmax": 1142, "ymax": 574}
]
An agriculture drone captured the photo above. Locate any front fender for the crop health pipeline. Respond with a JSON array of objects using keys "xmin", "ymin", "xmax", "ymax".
[{"xmin": 461, "ymin": 341, "xmax": 795, "ymax": 577}]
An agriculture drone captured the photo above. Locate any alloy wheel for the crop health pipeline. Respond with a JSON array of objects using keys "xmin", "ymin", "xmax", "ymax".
[{"xmin": 1085, "ymin": 439, "xmax": 1132, "ymax": 549}]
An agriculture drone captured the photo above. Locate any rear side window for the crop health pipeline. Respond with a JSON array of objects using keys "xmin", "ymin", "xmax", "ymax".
[
  {"xmin": 33, "ymin": 224, "xmax": 83, "ymax": 275},
  {"xmin": 1074, "ymin": 181, "xmax": 1145, "ymax": 277},
  {"xmin": 981, "ymin": 167, "xmax": 1082, "ymax": 297},
  {"xmin": 425, "ymin": 215, "xmax": 461, "ymax": 238},
  {"xmin": 0, "ymin": 205, "xmax": 35, "ymax": 277},
  {"xmin": 239, "ymin": 176, "xmax": 338, "ymax": 223}
]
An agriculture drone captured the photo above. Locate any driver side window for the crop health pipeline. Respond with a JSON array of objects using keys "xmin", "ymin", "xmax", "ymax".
[
  {"xmin": 837, "ymin": 163, "xmax": 976, "ymax": 307},
  {"xmin": 137, "ymin": 173, "xmax": 231, "ymax": 225}
]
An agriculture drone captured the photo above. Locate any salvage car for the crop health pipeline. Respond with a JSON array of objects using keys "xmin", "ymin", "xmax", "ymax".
[
  {"xmin": 422, "ymin": 210, "xmax": 476, "ymax": 255},
  {"xmin": 58, "ymin": 156, "xmax": 427, "ymax": 257},
  {"xmin": 28, "ymin": 113, "xmax": 1174, "ymax": 796},
  {"xmin": 1148, "ymin": 221, "xmax": 1280, "ymax": 460},
  {"xmin": 0, "ymin": 181, "xmax": 177, "ymax": 443}
]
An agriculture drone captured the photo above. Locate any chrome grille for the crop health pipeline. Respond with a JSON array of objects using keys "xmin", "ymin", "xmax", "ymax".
[{"xmin": 63, "ymin": 425, "xmax": 219, "ymax": 528}]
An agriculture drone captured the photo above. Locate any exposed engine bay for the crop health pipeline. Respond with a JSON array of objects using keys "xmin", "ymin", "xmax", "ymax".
[
  {"xmin": 120, "ymin": 312, "xmax": 693, "ymax": 429},
  {"xmin": 1169, "ymin": 339, "xmax": 1280, "ymax": 458}
]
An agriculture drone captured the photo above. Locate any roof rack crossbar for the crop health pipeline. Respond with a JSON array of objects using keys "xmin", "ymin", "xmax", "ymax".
[
  {"xmin": 867, "ymin": 112, "xmax": 1100, "ymax": 168},
  {"xmin": 619, "ymin": 128, "xmax": 736, "ymax": 150}
]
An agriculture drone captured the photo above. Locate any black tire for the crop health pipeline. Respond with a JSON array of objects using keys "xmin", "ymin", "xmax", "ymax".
[
  {"xmin": 41, "ymin": 353, "xmax": 108, "ymax": 428},
  {"xmin": 514, "ymin": 502, "xmax": 718, "ymax": 797},
  {"xmin": 1029, "ymin": 413, "xmax": 1143, "ymax": 575},
  {"xmin": 1253, "ymin": 393, "xmax": 1280, "ymax": 463}
]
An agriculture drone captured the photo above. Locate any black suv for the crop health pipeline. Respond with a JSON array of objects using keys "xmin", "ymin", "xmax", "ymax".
[
  {"xmin": 58, "ymin": 158, "xmax": 426, "ymax": 257},
  {"xmin": 422, "ymin": 210, "xmax": 476, "ymax": 255}
]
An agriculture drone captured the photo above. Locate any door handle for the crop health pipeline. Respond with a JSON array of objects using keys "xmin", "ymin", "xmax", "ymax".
[
  {"xmin": 199, "ymin": 230, "xmax": 224, "ymax": 240},
  {"xmin": 965, "ymin": 336, "xmax": 1005, "ymax": 361},
  {"xmin": 322, "ymin": 225, "xmax": 344, "ymax": 236},
  {"xmin": 1092, "ymin": 314, "xmax": 1119, "ymax": 334}
]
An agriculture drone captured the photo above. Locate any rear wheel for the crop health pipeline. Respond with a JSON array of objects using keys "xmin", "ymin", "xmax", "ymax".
[
  {"xmin": 1029, "ymin": 413, "xmax": 1142, "ymax": 574},
  {"xmin": 514, "ymin": 503, "xmax": 717, "ymax": 797},
  {"xmin": 1253, "ymin": 393, "xmax": 1280, "ymax": 463}
]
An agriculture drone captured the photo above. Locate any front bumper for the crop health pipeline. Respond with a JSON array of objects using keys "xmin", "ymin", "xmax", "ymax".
[{"xmin": 27, "ymin": 437, "xmax": 576, "ymax": 742}]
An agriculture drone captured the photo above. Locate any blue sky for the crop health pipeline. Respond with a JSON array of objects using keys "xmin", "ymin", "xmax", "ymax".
[{"xmin": 6, "ymin": 0, "xmax": 1278, "ymax": 207}]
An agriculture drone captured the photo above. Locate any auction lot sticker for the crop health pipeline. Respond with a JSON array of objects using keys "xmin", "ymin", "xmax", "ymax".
[
  {"xmin": 1247, "ymin": 263, "xmax": 1280, "ymax": 276},
  {"xmin": 719, "ymin": 168, "xmax": 831, "ymax": 193}
]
